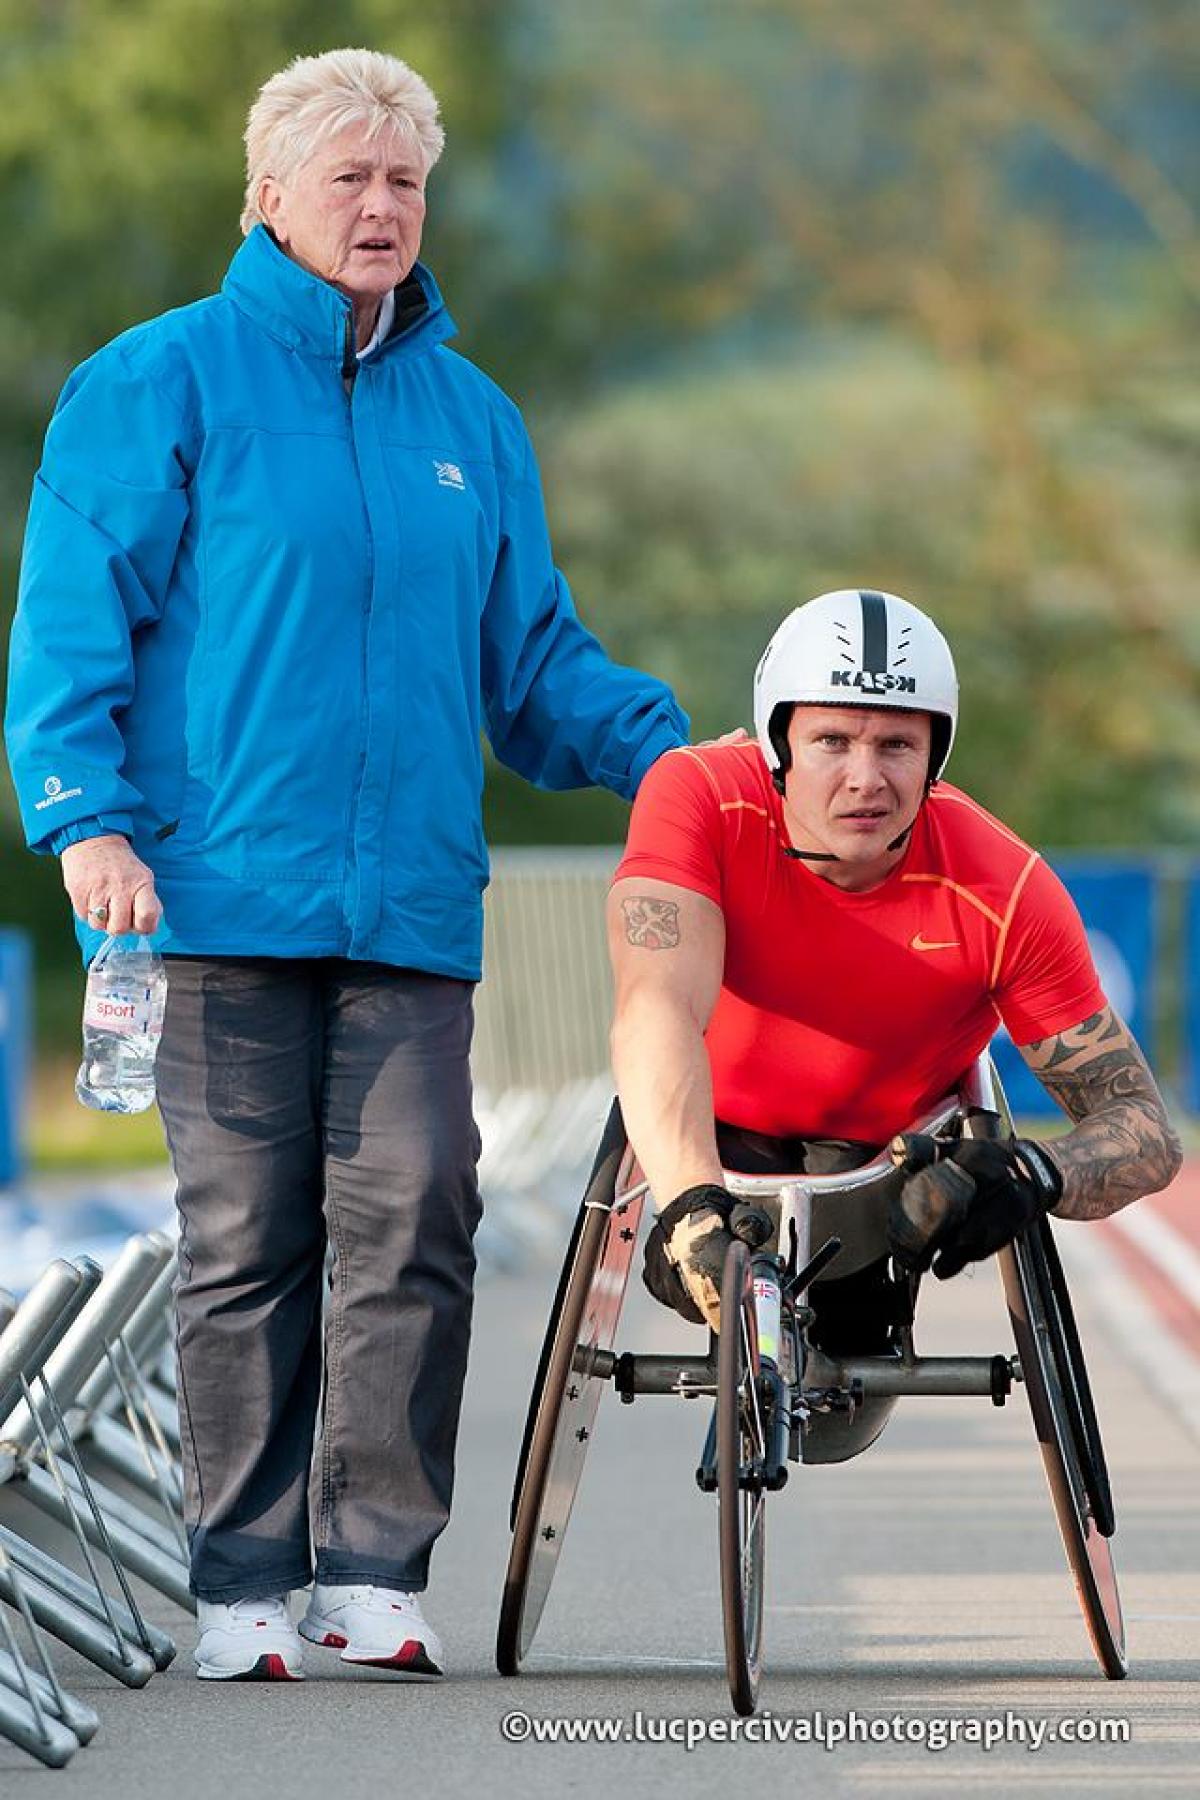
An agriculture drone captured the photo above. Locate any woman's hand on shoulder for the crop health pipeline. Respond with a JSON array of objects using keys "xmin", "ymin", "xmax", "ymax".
[{"xmin": 693, "ymin": 725, "xmax": 750, "ymax": 748}]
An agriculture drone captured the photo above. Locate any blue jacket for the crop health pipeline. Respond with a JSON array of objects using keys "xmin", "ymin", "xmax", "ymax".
[{"xmin": 6, "ymin": 228, "xmax": 687, "ymax": 976}]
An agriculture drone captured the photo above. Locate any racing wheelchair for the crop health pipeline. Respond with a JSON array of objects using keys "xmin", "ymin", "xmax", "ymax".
[{"xmin": 495, "ymin": 1054, "xmax": 1125, "ymax": 1714}]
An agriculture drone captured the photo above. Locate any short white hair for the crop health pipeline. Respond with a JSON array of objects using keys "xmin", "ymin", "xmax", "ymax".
[{"xmin": 241, "ymin": 47, "xmax": 445, "ymax": 235}]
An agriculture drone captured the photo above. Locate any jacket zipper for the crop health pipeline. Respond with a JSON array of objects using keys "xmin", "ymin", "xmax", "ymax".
[
  {"xmin": 341, "ymin": 308, "xmax": 375, "ymax": 955},
  {"xmin": 340, "ymin": 310, "xmax": 358, "ymax": 385}
]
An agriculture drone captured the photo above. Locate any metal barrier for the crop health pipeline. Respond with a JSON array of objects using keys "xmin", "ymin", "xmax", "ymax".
[{"xmin": 0, "ymin": 1233, "xmax": 185, "ymax": 1768}]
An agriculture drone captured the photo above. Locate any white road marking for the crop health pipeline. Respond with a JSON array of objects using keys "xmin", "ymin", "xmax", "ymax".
[
  {"xmin": 1108, "ymin": 1204, "xmax": 1200, "ymax": 1311},
  {"xmin": 1056, "ymin": 1225, "xmax": 1200, "ymax": 1448}
]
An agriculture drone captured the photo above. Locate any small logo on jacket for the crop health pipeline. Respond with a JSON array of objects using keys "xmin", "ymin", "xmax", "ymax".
[
  {"xmin": 910, "ymin": 933, "xmax": 960, "ymax": 952},
  {"xmin": 35, "ymin": 774, "xmax": 84, "ymax": 811},
  {"xmin": 434, "ymin": 460, "xmax": 465, "ymax": 490}
]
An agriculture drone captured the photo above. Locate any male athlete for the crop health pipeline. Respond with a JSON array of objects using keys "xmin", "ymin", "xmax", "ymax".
[{"xmin": 608, "ymin": 589, "xmax": 1181, "ymax": 1337}]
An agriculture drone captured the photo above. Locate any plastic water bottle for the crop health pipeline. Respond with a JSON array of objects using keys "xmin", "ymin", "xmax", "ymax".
[{"xmin": 75, "ymin": 935, "xmax": 167, "ymax": 1114}]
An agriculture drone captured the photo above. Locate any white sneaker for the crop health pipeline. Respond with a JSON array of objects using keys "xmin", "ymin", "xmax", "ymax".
[
  {"xmin": 299, "ymin": 1583, "xmax": 444, "ymax": 1677},
  {"xmin": 194, "ymin": 1595, "xmax": 304, "ymax": 1681}
]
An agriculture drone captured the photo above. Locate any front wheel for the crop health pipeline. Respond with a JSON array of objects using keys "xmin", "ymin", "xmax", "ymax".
[{"xmin": 717, "ymin": 1238, "xmax": 768, "ymax": 1715}]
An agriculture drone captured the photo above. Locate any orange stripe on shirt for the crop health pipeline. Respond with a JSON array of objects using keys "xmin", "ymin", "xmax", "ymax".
[
  {"xmin": 930, "ymin": 787, "xmax": 1031, "ymax": 853},
  {"xmin": 673, "ymin": 746, "xmax": 725, "ymax": 804},
  {"xmin": 989, "ymin": 849, "xmax": 1040, "ymax": 990},
  {"xmin": 900, "ymin": 872, "xmax": 1006, "ymax": 930}
]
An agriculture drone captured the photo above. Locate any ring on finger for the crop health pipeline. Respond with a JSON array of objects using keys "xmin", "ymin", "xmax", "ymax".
[{"xmin": 88, "ymin": 902, "xmax": 110, "ymax": 923}]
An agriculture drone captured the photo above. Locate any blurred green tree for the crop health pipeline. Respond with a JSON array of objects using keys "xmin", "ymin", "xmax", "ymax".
[
  {"xmin": 530, "ymin": 337, "xmax": 1200, "ymax": 847},
  {"xmin": 489, "ymin": 0, "xmax": 1200, "ymax": 847}
]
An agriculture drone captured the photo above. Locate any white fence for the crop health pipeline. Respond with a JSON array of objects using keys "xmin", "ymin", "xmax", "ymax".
[
  {"xmin": 472, "ymin": 848, "xmax": 620, "ymax": 1269},
  {"xmin": 474, "ymin": 847, "xmax": 618, "ymax": 1092}
]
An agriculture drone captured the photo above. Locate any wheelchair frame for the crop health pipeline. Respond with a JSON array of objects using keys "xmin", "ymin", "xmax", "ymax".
[{"xmin": 496, "ymin": 1054, "xmax": 1126, "ymax": 1712}]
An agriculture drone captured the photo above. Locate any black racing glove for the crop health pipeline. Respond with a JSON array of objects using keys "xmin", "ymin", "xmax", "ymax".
[
  {"xmin": 889, "ymin": 1137, "xmax": 1062, "ymax": 1281},
  {"xmin": 643, "ymin": 1184, "xmax": 774, "ymax": 1329}
]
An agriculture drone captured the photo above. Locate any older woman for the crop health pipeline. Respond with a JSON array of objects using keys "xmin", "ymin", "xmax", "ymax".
[{"xmin": 6, "ymin": 48, "xmax": 686, "ymax": 1681}]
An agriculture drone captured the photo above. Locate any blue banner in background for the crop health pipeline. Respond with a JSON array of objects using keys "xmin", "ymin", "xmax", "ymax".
[
  {"xmin": 1184, "ymin": 876, "xmax": 1200, "ymax": 1114},
  {"xmin": 990, "ymin": 861, "xmax": 1156, "ymax": 1119}
]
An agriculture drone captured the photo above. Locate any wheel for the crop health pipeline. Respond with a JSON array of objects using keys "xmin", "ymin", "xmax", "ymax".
[
  {"xmin": 971, "ymin": 1069, "xmax": 1126, "ymax": 1679},
  {"xmin": 1026, "ymin": 1218, "xmax": 1116, "ymax": 1535},
  {"xmin": 717, "ymin": 1237, "xmax": 768, "ymax": 1715},
  {"xmin": 999, "ymin": 1221, "xmax": 1127, "ymax": 1678},
  {"xmin": 497, "ymin": 1102, "xmax": 644, "ymax": 1674}
]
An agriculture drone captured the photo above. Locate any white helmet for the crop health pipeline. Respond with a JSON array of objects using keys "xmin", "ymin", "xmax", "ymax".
[{"xmin": 753, "ymin": 589, "xmax": 958, "ymax": 791}]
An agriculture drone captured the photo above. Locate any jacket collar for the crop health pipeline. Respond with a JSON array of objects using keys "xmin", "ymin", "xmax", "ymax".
[{"xmin": 222, "ymin": 224, "xmax": 456, "ymax": 364}]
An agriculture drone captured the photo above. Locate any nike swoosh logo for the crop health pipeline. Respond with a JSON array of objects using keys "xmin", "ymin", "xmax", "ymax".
[{"xmin": 911, "ymin": 934, "xmax": 960, "ymax": 952}]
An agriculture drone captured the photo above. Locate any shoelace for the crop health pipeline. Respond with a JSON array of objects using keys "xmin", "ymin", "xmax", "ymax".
[
  {"xmin": 335, "ymin": 1586, "xmax": 421, "ymax": 1616},
  {"xmin": 226, "ymin": 1596, "xmax": 289, "ymax": 1623}
]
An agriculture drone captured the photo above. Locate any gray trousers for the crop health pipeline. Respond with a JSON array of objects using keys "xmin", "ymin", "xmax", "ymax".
[{"xmin": 155, "ymin": 956, "xmax": 482, "ymax": 1602}]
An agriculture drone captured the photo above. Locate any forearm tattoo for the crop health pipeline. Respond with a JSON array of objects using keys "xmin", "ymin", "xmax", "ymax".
[
  {"xmin": 1023, "ymin": 1007, "xmax": 1182, "ymax": 1220},
  {"xmin": 621, "ymin": 896, "xmax": 681, "ymax": 950}
]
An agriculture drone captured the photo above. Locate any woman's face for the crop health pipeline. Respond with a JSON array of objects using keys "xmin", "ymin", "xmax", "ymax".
[{"xmin": 260, "ymin": 120, "xmax": 427, "ymax": 310}]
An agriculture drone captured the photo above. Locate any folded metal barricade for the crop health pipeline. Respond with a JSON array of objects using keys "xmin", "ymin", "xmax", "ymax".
[
  {"xmin": 0, "ymin": 1230, "xmax": 188, "ymax": 1768},
  {"xmin": 476, "ymin": 1077, "xmax": 613, "ymax": 1268}
]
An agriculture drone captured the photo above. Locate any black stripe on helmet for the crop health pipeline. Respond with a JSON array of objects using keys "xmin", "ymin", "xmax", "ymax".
[{"xmin": 859, "ymin": 590, "xmax": 888, "ymax": 675}]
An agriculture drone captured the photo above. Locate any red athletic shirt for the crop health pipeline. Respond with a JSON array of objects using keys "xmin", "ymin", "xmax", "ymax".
[{"xmin": 614, "ymin": 744, "xmax": 1104, "ymax": 1143}]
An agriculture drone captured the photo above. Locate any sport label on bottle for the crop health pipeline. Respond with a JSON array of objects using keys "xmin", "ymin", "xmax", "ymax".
[{"xmin": 83, "ymin": 990, "xmax": 157, "ymax": 1035}]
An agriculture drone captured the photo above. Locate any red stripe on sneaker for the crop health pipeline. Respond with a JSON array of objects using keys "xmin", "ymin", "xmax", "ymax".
[{"xmin": 354, "ymin": 1640, "xmax": 442, "ymax": 1674}]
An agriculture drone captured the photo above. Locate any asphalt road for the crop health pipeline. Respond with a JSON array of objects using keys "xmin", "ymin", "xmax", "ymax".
[{"xmin": 1, "ymin": 1226, "xmax": 1198, "ymax": 1798}]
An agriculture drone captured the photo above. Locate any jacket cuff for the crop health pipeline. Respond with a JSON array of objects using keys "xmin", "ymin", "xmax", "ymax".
[{"xmin": 46, "ymin": 815, "xmax": 134, "ymax": 857}]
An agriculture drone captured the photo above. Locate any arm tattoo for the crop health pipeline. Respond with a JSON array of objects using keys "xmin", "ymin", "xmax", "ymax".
[
  {"xmin": 621, "ymin": 896, "xmax": 681, "ymax": 951},
  {"xmin": 1022, "ymin": 1007, "xmax": 1182, "ymax": 1220}
]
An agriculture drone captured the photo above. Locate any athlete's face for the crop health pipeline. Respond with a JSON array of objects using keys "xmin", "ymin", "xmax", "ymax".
[{"xmin": 781, "ymin": 705, "xmax": 932, "ymax": 891}]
